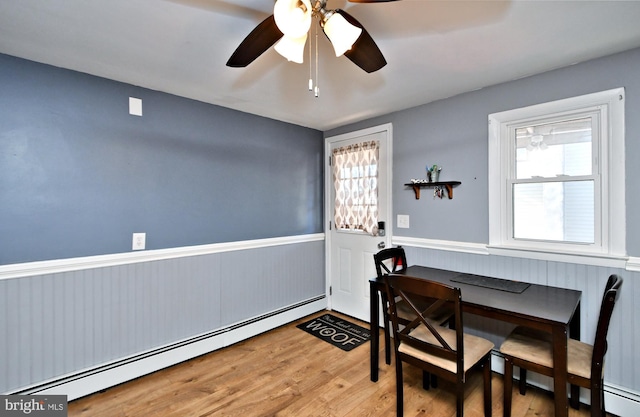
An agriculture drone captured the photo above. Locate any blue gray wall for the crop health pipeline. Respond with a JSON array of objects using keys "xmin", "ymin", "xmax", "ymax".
[
  {"xmin": 0, "ymin": 53, "xmax": 324, "ymax": 265},
  {"xmin": 327, "ymin": 47, "xmax": 640, "ymax": 255},
  {"xmin": 0, "ymin": 53, "xmax": 326, "ymax": 395}
]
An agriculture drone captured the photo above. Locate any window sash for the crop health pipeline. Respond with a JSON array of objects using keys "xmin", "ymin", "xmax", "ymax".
[
  {"xmin": 510, "ymin": 179, "xmax": 595, "ymax": 244},
  {"xmin": 514, "ymin": 115, "xmax": 595, "ymax": 179},
  {"xmin": 506, "ymin": 113, "xmax": 601, "ymax": 246}
]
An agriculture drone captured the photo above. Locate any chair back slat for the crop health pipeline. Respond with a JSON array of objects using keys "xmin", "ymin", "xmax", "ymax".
[{"xmin": 396, "ymin": 288, "xmax": 453, "ymax": 351}]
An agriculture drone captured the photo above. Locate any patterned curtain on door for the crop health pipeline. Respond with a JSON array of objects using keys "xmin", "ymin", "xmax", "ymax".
[{"xmin": 332, "ymin": 140, "xmax": 379, "ymax": 235}]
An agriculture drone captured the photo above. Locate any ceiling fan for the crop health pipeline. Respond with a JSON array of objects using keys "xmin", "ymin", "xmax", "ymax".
[{"xmin": 226, "ymin": 0, "xmax": 399, "ymax": 73}]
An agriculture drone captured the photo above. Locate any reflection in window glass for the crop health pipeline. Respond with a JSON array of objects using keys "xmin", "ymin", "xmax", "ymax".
[{"xmin": 515, "ymin": 118, "xmax": 592, "ymax": 179}]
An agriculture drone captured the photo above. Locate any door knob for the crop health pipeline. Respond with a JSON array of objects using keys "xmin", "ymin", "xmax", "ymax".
[{"xmin": 378, "ymin": 242, "xmax": 386, "ymax": 249}]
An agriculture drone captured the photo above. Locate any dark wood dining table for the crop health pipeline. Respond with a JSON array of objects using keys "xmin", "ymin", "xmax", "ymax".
[{"xmin": 369, "ymin": 265, "xmax": 582, "ymax": 417}]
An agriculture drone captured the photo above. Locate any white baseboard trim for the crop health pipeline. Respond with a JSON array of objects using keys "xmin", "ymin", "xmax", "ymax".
[
  {"xmin": 491, "ymin": 352, "xmax": 639, "ymax": 417},
  {"xmin": 27, "ymin": 297, "xmax": 327, "ymax": 401}
]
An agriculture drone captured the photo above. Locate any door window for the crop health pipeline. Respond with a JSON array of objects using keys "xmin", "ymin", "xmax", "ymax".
[{"xmin": 332, "ymin": 140, "xmax": 379, "ymax": 235}]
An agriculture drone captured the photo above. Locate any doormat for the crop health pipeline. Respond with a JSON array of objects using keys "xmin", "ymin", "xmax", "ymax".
[{"xmin": 297, "ymin": 313, "xmax": 371, "ymax": 352}]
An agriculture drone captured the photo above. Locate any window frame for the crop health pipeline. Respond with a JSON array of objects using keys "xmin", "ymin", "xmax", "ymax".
[{"xmin": 488, "ymin": 88, "xmax": 626, "ymax": 264}]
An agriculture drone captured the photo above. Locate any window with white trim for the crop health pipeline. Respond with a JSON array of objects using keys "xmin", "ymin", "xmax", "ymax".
[{"xmin": 488, "ymin": 89, "xmax": 626, "ymax": 260}]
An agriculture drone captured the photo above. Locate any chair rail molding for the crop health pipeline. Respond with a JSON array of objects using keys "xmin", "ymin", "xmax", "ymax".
[
  {"xmin": 393, "ymin": 236, "xmax": 639, "ymax": 270},
  {"xmin": 626, "ymin": 256, "xmax": 640, "ymax": 272},
  {"xmin": 0, "ymin": 233, "xmax": 325, "ymax": 280},
  {"xmin": 392, "ymin": 236, "xmax": 489, "ymax": 256}
]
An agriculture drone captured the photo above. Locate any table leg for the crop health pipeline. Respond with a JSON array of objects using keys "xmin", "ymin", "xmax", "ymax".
[
  {"xmin": 370, "ymin": 280, "xmax": 379, "ymax": 382},
  {"xmin": 552, "ymin": 325, "xmax": 569, "ymax": 417}
]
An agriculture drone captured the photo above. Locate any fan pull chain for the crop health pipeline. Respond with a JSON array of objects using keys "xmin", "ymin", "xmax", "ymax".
[
  {"xmin": 308, "ymin": 24, "xmax": 313, "ymax": 91},
  {"xmin": 314, "ymin": 22, "xmax": 319, "ymax": 98}
]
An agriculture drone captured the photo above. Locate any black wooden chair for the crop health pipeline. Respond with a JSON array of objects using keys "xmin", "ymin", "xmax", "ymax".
[
  {"xmin": 500, "ymin": 274, "xmax": 623, "ymax": 417},
  {"xmin": 385, "ymin": 274, "xmax": 494, "ymax": 417},
  {"xmin": 374, "ymin": 248, "xmax": 453, "ymax": 376},
  {"xmin": 374, "ymin": 247, "xmax": 408, "ymax": 365},
  {"xmin": 374, "ymin": 247, "xmax": 454, "ymax": 389}
]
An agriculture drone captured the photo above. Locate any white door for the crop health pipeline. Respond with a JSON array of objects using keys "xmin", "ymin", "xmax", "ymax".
[{"xmin": 325, "ymin": 124, "xmax": 392, "ymax": 322}]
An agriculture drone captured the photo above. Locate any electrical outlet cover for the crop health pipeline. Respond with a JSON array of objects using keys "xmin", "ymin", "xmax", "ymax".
[
  {"xmin": 132, "ymin": 232, "xmax": 146, "ymax": 250},
  {"xmin": 397, "ymin": 215, "xmax": 410, "ymax": 229}
]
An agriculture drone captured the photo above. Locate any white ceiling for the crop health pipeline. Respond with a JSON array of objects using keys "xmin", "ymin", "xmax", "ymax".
[{"xmin": 1, "ymin": 0, "xmax": 640, "ymax": 131}]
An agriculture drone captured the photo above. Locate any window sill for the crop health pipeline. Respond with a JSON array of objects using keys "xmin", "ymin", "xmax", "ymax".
[{"xmin": 487, "ymin": 245, "xmax": 628, "ymax": 268}]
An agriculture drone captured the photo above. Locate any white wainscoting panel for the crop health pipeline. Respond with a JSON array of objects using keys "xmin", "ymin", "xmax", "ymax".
[{"xmin": 0, "ymin": 235, "xmax": 326, "ymax": 397}]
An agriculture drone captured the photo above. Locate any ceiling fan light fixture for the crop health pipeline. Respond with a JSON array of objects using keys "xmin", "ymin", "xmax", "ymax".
[
  {"xmin": 322, "ymin": 11, "xmax": 363, "ymax": 57},
  {"xmin": 274, "ymin": 0, "xmax": 312, "ymax": 39},
  {"xmin": 275, "ymin": 33, "xmax": 308, "ymax": 63}
]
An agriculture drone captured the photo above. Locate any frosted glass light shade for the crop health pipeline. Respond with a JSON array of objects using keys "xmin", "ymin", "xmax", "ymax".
[
  {"xmin": 323, "ymin": 13, "xmax": 362, "ymax": 57},
  {"xmin": 274, "ymin": 0, "xmax": 312, "ymax": 39},
  {"xmin": 275, "ymin": 33, "xmax": 308, "ymax": 63}
]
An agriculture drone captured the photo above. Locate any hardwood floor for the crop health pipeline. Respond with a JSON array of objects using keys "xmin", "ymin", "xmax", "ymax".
[{"xmin": 68, "ymin": 311, "xmax": 596, "ymax": 417}]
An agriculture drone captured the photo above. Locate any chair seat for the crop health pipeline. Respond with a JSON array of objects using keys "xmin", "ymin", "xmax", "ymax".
[
  {"xmin": 400, "ymin": 324, "xmax": 494, "ymax": 374},
  {"xmin": 500, "ymin": 326, "xmax": 593, "ymax": 380}
]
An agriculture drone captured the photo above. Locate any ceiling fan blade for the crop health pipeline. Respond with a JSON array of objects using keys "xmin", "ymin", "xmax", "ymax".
[
  {"xmin": 335, "ymin": 9, "xmax": 387, "ymax": 73},
  {"xmin": 226, "ymin": 15, "xmax": 283, "ymax": 67}
]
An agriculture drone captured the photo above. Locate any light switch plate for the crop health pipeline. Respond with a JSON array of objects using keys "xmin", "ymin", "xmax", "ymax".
[
  {"xmin": 397, "ymin": 214, "xmax": 410, "ymax": 229},
  {"xmin": 132, "ymin": 233, "xmax": 146, "ymax": 250}
]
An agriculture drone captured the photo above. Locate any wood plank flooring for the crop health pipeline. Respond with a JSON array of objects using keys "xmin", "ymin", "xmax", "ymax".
[{"xmin": 68, "ymin": 310, "xmax": 596, "ymax": 417}]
